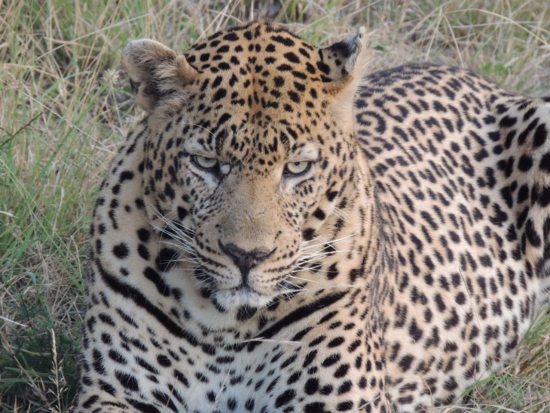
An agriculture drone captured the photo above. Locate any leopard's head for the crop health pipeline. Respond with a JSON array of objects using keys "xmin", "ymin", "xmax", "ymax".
[{"xmin": 122, "ymin": 21, "xmax": 369, "ymax": 313}]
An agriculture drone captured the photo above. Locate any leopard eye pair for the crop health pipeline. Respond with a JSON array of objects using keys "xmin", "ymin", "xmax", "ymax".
[{"xmin": 191, "ymin": 155, "xmax": 312, "ymax": 177}]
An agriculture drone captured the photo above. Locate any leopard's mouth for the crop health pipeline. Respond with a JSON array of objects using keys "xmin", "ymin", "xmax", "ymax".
[
  {"xmin": 218, "ymin": 284, "xmax": 261, "ymax": 295},
  {"xmin": 213, "ymin": 284, "xmax": 273, "ymax": 310},
  {"xmin": 193, "ymin": 260, "xmax": 306, "ymax": 312}
]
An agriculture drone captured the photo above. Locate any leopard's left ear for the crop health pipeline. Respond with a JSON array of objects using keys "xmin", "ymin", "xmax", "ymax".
[
  {"xmin": 122, "ymin": 39, "xmax": 199, "ymax": 113},
  {"xmin": 320, "ymin": 28, "xmax": 370, "ymax": 116}
]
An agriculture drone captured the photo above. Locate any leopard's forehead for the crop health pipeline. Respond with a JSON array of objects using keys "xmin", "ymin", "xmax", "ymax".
[{"xmin": 182, "ymin": 21, "xmax": 337, "ymax": 123}]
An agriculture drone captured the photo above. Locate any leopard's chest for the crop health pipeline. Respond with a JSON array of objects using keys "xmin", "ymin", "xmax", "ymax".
[{"xmin": 126, "ymin": 316, "xmax": 378, "ymax": 412}]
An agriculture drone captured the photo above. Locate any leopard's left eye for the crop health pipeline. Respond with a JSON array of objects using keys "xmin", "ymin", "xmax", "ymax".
[{"xmin": 284, "ymin": 161, "xmax": 312, "ymax": 177}]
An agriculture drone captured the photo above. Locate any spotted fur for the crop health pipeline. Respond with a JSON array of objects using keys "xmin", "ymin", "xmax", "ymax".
[{"xmin": 74, "ymin": 21, "xmax": 550, "ymax": 413}]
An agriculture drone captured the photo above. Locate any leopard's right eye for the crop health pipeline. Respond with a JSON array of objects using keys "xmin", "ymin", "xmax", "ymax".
[{"xmin": 191, "ymin": 155, "xmax": 219, "ymax": 171}]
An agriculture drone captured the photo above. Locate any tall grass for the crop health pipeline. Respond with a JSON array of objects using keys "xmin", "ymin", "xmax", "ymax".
[{"xmin": 1, "ymin": 0, "xmax": 549, "ymax": 411}]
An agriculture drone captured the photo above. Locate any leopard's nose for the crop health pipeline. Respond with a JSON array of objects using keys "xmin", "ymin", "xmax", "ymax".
[{"xmin": 218, "ymin": 240, "xmax": 276, "ymax": 284}]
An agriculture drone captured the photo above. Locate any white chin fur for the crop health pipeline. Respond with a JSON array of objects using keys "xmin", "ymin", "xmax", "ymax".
[{"xmin": 214, "ymin": 287, "xmax": 273, "ymax": 309}]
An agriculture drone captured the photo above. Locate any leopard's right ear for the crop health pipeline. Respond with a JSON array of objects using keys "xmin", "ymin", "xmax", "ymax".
[{"xmin": 122, "ymin": 39, "xmax": 198, "ymax": 113}]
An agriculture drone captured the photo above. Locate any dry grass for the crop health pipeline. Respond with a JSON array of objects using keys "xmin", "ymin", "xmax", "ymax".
[{"xmin": 1, "ymin": 0, "xmax": 549, "ymax": 411}]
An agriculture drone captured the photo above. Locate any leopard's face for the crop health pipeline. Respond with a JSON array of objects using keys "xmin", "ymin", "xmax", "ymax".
[
  {"xmin": 173, "ymin": 121, "xmax": 330, "ymax": 309},
  {"xmin": 124, "ymin": 22, "xmax": 368, "ymax": 311}
]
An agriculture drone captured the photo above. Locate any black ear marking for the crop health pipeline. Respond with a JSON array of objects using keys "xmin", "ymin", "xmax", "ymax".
[
  {"xmin": 319, "ymin": 28, "xmax": 369, "ymax": 116},
  {"xmin": 319, "ymin": 27, "xmax": 368, "ymax": 86},
  {"xmin": 325, "ymin": 32, "xmax": 363, "ymax": 74}
]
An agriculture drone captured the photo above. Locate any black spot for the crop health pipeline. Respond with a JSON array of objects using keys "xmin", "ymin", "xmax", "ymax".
[
  {"xmin": 499, "ymin": 116, "xmax": 517, "ymax": 128},
  {"xmin": 316, "ymin": 61, "xmax": 330, "ymax": 75},
  {"xmin": 525, "ymin": 219, "xmax": 542, "ymax": 247},
  {"xmin": 218, "ymin": 62, "xmax": 231, "ymax": 71},
  {"xmin": 126, "ymin": 399, "xmax": 161, "ymax": 413},
  {"xmin": 294, "ymin": 81, "xmax": 306, "ymax": 92},
  {"xmin": 223, "ymin": 32, "xmax": 239, "ymax": 41},
  {"xmin": 112, "ymin": 243, "xmax": 129, "ymax": 259},
  {"xmin": 115, "ymin": 370, "xmax": 139, "ymax": 391},
  {"xmin": 156, "ymin": 248, "xmax": 178, "ymax": 272},
  {"xmin": 328, "ymin": 336, "xmax": 345, "ymax": 348},
  {"xmin": 334, "ymin": 363, "xmax": 350, "ymax": 378},
  {"xmin": 540, "ymin": 153, "xmax": 550, "ymax": 173},
  {"xmin": 164, "ymin": 183, "xmax": 175, "ymax": 199},
  {"xmin": 152, "ymin": 390, "xmax": 178, "ymax": 412},
  {"xmin": 277, "ymin": 64, "xmax": 292, "ymax": 72},
  {"xmin": 138, "ymin": 244, "xmax": 150, "ymax": 260},
  {"xmin": 443, "ymin": 376, "xmax": 458, "ymax": 391},
  {"xmin": 177, "ymin": 207, "xmax": 188, "ymax": 221},
  {"xmin": 135, "ymin": 357, "xmax": 159, "ymax": 375},
  {"xmin": 518, "ymin": 155, "xmax": 533, "ymax": 172},
  {"xmin": 283, "ymin": 52, "xmax": 300, "ymax": 64},
  {"xmin": 274, "ymin": 389, "xmax": 295, "ymax": 408},
  {"xmin": 336, "ymin": 401, "xmax": 354, "ymax": 411},
  {"xmin": 321, "ymin": 353, "xmax": 340, "ymax": 367},
  {"xmin": 288, "ymin": 91, "xmax": 300, "ymax": 103},
  {"xmin": 326, "ymin": 189, "xmax": 338, "ymax": 201},
  {"xmin": 455, "ymin": 292, "xmax": 466, "ymax": 305},
  {"xmin": 81, "ymin": 395, "xmax": 99, "ymax": 409},
  {"xmin": 304, "ymin": 377, "xmax": 319, "ymax": 395},
  {"xmin": 218, "ymin": 112, "xmax": 232, "ymax": 126},
  {"xmin": 272, "ymin": 35, "xmax": 295, "ymax": 47},
  {"xmin": 533, "ymin": 124, "xmax": 548, "ymax": 147},
  {"xmin": 540, "ymin": 187, "xmax": 550, "ymax": 207},
  {"xmin": 137, "ymin": 228, "xmax": 151, "ymax": 243},
  {"xmin": 108, "ymin": 349, "xmax": 128, "ymax": 365},
  {"xmin": 173, "ymin": 369, "xmax": 190, "ymax": 387},
  {"xmin": 337, "ymin": 380, "xmax": 352, "ymax": 394},
  {"xmin": 119, "ymin": 171, "xmax": 134, "ymax": 183},
  {"xmin": 227, "ymin": 398, "xmax": 238, "ymax": 411},
  {"xmin": 212, "ymin": 88, "xmax": 227, "ymax": 102},
  {"xmin": 302, "ymin": 228, "xmax": 315, "ymax": 241},
  {"xmin": 399, "ymin": 354, "xmax": 414, "ymax": 372},
  {"xmin": 92, "ymin": 349, "xmax": 106, "ymax": 374},
  {"xmin": 144, "ymin": 267, "xmax": 170, "ymax": 296},
  {"xmin": 99, "ymin": 380, "xmax": 117, "ymax": 396},
  {"xmin": 287, "ymin": 371, "xmax": 301, "ymax": 384},
  {"xmin": 157, "ymin": 354, "xmax": 172, "ymax": 367},
  {"xmin": 409, "ymin": 320, "xmax": 423, "ymax": 342},
  {"xmin": 98, "ymin": 313, "xmax": 115, "ymax": 326},
  {"xmin": 304, "ymin": 403, "xmax": 326, "ymax": 413},
  {"xmin": 236, "ymin": 305, "xmax": 257, "ymax": 322},
  {"xmin": 274, "ymin": 76, "xmax": 285, "ymax": 87},
  {"xmin": 298, "ymin": 48, "xmax": 311, "ymax": 58},
  {"xmin": 212, "ymin": 75, "xmax": 223, "ymax": 88}
]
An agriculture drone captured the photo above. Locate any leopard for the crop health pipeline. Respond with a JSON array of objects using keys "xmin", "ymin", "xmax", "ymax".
[{"xmin": 73, "ymin": 20, "xmax": 550, "ymax": 413}]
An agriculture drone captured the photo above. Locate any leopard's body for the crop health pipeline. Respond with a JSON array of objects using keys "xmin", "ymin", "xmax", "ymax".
[{"xmin": 74, "ymin": 21, "xmax": 550, "ymax": 413}]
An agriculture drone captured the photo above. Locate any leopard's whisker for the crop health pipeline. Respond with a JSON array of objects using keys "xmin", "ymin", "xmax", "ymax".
[{"xmin": 300, "ymin": 232, "xmax": 358, "ymax": 251}]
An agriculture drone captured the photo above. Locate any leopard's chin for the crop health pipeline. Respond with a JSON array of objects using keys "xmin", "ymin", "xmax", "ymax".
[{"xmin": 213, "ymin": 285, "xmax": 273, "ymax": 310}]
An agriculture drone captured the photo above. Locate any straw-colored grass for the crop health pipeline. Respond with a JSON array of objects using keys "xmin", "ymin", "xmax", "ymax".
[{"xmin": 1, "ymin": 1, "xmax": 549, "ymax": 411}]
